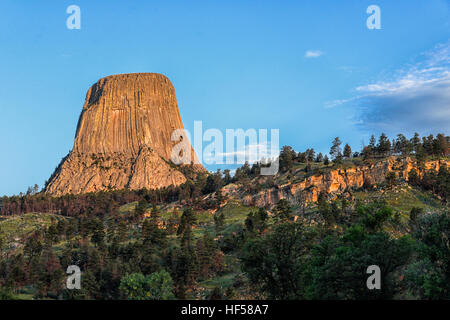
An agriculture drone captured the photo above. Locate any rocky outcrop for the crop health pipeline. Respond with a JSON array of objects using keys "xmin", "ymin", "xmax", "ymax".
[
  {"xmin": 224, "ymin": 157, "xmax": 448, "ymax": 208},
  {"xmin": 45, "ymin": 73, "xmax": 202, "ymax": 196}
]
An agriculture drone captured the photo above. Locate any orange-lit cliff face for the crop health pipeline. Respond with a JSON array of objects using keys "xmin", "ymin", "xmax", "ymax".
[
  {"xmin": 45, "ymin": 73, "xmax": 202, "ymax": 196},
  {"xmin": 222, "ymin": 157, "xmax": 449, "ymax": 207}
]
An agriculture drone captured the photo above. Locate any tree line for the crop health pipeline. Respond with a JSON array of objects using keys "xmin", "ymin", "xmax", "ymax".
[{"xmin": 278, "ymin": 132, "xmax": 448, "ymax": 173}]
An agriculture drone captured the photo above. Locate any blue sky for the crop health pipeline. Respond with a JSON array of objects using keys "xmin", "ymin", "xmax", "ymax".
[{"xmin": 0, "ymin": 0, "xmax": 449, "ymax": 196}]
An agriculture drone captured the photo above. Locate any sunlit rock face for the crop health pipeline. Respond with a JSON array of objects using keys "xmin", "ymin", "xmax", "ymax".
[
  {"xmin": 230, "ymin": 157, "xmax": 449, "ymax": 207},
  {"xmin": 45, "ymin": 73, "xmax": 202, "ymax": 196}
]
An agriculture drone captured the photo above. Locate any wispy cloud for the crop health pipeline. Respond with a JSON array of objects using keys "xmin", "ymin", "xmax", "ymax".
[
  {"xmin": 217, "ymin": 142, "xmax": 278, "ymax": 164},
  {"xmin": 305, "ymin": 50, "xmax": 324, "ymax": 58},
  {"xmin": 203, "ymin": 142, "xmax": 279, "ymax": 165},
  {"xmin": 326, "ymin": 41, "xmax": 450, "ymax": 134}
]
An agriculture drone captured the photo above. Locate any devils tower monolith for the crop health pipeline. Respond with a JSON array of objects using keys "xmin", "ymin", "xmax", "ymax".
[{"xmin": 45, "ymin": 73, "xmax": 202, "ymax": 196}]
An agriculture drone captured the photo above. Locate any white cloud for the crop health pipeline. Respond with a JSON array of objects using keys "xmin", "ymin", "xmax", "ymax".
[
  {"xmin": 325, "ymin": 41, "xmax": 450, "ymax": 134},
  {"xmin": 324, "ymin": 96, "xmax": 361, "ymax": 109},
  {"xmin": 305, "ymin": 50, "xmax": 324, "ymax": 58},
  {"xmin": 355, "ymin": 69, "xmax": 450, "ymax": 94},
  {"xmin": 216, "ymin": 142, "xmax": 278, "ymax": 164}
]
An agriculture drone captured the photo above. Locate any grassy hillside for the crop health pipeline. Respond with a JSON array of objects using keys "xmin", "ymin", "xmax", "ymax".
[
  {"xmin": 0, "ymin": 213, "xmax": 67, "ymax": 252},
  {"xmin": 0, "ymin": 157, "xmax": 447, "ymax": 300}
]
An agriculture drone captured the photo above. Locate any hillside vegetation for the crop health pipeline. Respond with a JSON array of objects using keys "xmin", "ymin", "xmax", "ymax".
[{"xmin": 0, "ymin": 132, "xmax": 448, "ymax": 300}]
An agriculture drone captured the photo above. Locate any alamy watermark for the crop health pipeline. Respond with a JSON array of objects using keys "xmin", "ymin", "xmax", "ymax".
[
  {"xmin": 366, "ymin": 265, "xmax": 381, "ymax": 290},
  {"xmin": 366, "ymin": 5, "xmax": 381, "ymax": 30},
  {"xmin": 66, "ymin": 5, "xmax": 81, "ymax": 30},
  {"xmin": 66, "ymin": 265, "xmax": 81, "ymax": 290},
  {"xmin": 65, "ymin": 4, "xmax": 381, "ymax": 31}
]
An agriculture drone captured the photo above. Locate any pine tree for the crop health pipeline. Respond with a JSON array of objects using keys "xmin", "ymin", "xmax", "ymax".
[
  {"xmin": 433, "ymin": 133, "xmax": 448, "ymax": 157},
  {"xmin": 315, "ymin": 152, "xmax": 324, "ymax": 162},
  {"xmin": 369, "ymin": 135, "xmax": 376, "ymax": 148},
  {"xmin": 117, "ymin": 221, "xmax": 128, "ymax": 243},
  {"xmin": 142, "ymin": 216, "xmax": 167, "ymax": 249},
  {"xmin": 223, "ymin": 169, "xmax": 232, "ymax": 185},
  {"xmin": 330, "ymin": 137, "xmax": 342, "ymax": 161},
  {"xmin": 343, "ymin": 144, "xmax": 352, "ymax": 158},
  {"xmin": 305, "ymin": 148, "xmax": 315, "ymax": 162},
  {"xmin": 377, "ymin": 133, "xmax": 391, "ymax": 157},
  {"xmin": 91, "ymin": 218, "xmax": 105, "ymax": 247},
  {"xmin": 203, "ymin": 170, "xmax": 223, "ymax": 194},
  {"xmin": 297, "ymin": 152, "xmax": 306, "ymax": 163},
  {"xmin": 422, "ymin": 135, "xmax": 434, "ymax": 155},
  {"xmin": 177, "ymin": 208, "xmax": 197, "ymax": 236},
  {"xmin": 411, "ymin": 132, "xmax": 421, "ymax": 154},
  {"xmin": 279, "ymin": 146, "xmax": 296, "ymax": 172},
  {"xmin": 273, "ymin": 199, "xmax": 292, "ymax": 223},
  {"xmin": 196, "ymin": 233, "xmax": 217, "ymax": 278}
]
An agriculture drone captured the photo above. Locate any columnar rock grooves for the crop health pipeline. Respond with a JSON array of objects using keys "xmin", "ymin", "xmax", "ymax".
[{"xmin": 45, "ymin": 73, "xmax": 201, "ymax": 196}]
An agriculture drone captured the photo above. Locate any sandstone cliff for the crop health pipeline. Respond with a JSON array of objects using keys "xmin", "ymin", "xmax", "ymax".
[
  {"xmin": 45, "ymin": 73, "xmax": 202, "ymax": 196},
  {"xmin": 222, "ymin": 157, "xmax": 448, "ymax": 208}
]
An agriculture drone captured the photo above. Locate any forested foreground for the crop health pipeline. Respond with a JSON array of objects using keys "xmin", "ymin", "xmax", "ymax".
[
  {"xmin": 0, "ymin": 131, "xmax": 448, "ymax": 300},
  {"xmin": 0, "ymin": 194, "xmax": 449, "ymax": 300}
]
